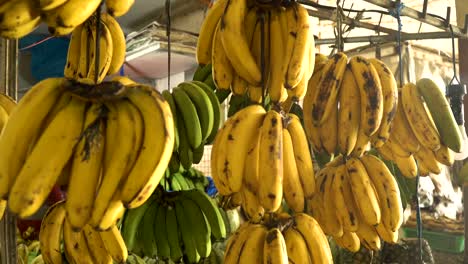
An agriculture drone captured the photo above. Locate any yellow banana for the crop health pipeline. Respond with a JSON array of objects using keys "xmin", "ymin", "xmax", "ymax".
[
  {"xmin": 267, "ymin": 10, "xmax": 287, "ymax": 103},
  {"xmin": 391, "ymin": 90, "xmax": 420, "ymax": 153},
  {"xmin": 319, "ymin": 91, "xmax": 338, "ymax": 155},
  {"xmin": 39, "ymin": 0, "xmax": 68, "ymax": 11},
  {"xmin": 335, "ymin": 232, "xmax": 360, "ymax": 253},
  {"xmin": 63, "ymin": 219, "xmax": 94, "ymax": 263},
  {"xmin": 418, "ymin": 161, "xmax": 430, "ymax": 176},
  {"xmin": 375, "ymin": 223, "xmax": 398, "ymax": 244},
  {"xmin": 284, "ymin": 227, "xmax": 312, "ymax": 264},
  {"xmin": 401, "ymin": 82, "xmax": 440, "ymax": 151},
  {"xmin": 101, "ymin": 13, "xmax": 126, "ymax": 75},
  {"xmin": 100, "ymin": 225, "xmax": 128, "ymax": 263},
  {"xmin": 64, "ymin": 25, "xmax": 84, "ymax": 79},
  {"xmin": 282, "ymin": 128, "xmax": 305, "ymax": 213},
  {"xmin": 0, "ymin": 0, "xmax": 39, "ymax": 29},
  {"xmin": 263, "ymin": 228, "xmax": 288, "ymax": 264},
  {"xmin": 332, "ymin": 164, "xmax": 359, "ymax": 232},
  {"xmin": 39, "ymin": 201, "xmax": 66, "ymax": 264},
  {"xmin": 394, "ymin": 155, "xmax": 418, "ymax": 178},
  {"xmin": 386, "ymin": 135, "xmax": 411, "ymax": 157},
  {"xmin": 76, "ymin": 22, "xmax": 93, "ymax": 82},
  {"xmin": 105, "ymin": 0, "xmax": 135, "ymax": 17},
  {"xmin": 237, "ymin": 224, "xmax": 267, "ymax": 264},
  {"xmin": 414, "ymin": 146, "xmax": 442, "ymax": 174},
  {"xmin": 9, "ymin": 97, "xmax": 86, "ymax": 218},
  {"xmin": 66, "ymin": 103, "xmax": 106, "ymax": 230},
  {"xmin": 0, "ymin": 15, "xmax": 41, "ymax": 39},
  {"xmin": 376, "ymin": 142, "xmax": 394, "ymax": 161},
  {"xmin": 303, "ymin": 64, "xmax": 325, "ymax": 152},
  {"xmin": 321, "ymin": 164, "xmax": 344, "ymax": 237},
  {"xmin": 338, "ymin": 65, "xmax": 361, "ymax": 156},
  {"xmin": 212, "ymin": 21, "xmax": 234, "ymax": 90},
  {"xmin": 294, "ymin": 213, "xmax": 333, "ymax": 264},
  {"xmin": 87, "ymin": 19, "xmax": 113, "ymax": 83},
  {"xmin": 369, "ymin": 58, "xmax": 398, "ymax": 147},
  {"xmin": 434, "ymin": 144, "xmax": 454, "ymax": 166},
  {"xmin": 345, "ymin": 158, "xmax": 381, "ymax": 226},
  {"xmin": 83, "ymin": 225, "xmax": 113, "ymax": 264},
  {"xmin": 258, "ymin": 110, "xmax": 284, "ymax": 212},
  {"xmin": 356, "ymin": 222, "xmax": 381, "ymax": 251},
  {"xmin": 224, "ymin": 224, "xmax": 255, "ymax": 264}
]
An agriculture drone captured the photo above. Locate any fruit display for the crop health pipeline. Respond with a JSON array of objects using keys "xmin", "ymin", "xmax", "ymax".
[
  {"xmin": 0, "ymin": 77, "xmax": 174, "ymax": 233},
  {"xmin": 162, "ymin": 80, "xmax": 222, "ymax": 170},
  {"xmin": 120, "ymin": 188, "xmax": 227, "ymax": 263},
  {"xmin": 0, "ymin": 0, "xmax": 134, "ymax": 39},
  {"xmin": 64, "ymin": 12, "xmax": 126, "ymax": 84},
  {"xmin": 39, "ymin": 201, "xmax": 128, "ymax": 263},
  {"xmin": 197, "ymin": 0, "xmax": 315, "ymax": 105},
  {"xmin": 223, "ymin": 212, "xmax": 332, "ymax": 264}
]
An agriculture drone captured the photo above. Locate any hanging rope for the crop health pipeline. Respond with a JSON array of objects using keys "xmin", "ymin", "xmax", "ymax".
[{"xmin": 335, "ymin": 0, "xmax": 344, "ymax": 52}]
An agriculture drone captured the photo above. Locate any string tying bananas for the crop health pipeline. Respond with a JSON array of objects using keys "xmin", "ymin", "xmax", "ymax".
[
  {"xmin": 197, "ymin": 0, "xmax": 315, "ymax": 104},
  {"xmin": 211, "ymin": 104, "xmax": 315, "ymax": 218},
  {"xmin": 310, "ymin": 153, "xmax": 403, "ymax": 252},
  {"xmin": 0, "ymin": 77, "xmax": 174, "ymax": 232},
  {"xmin": 224, "ymin": 212, "xmax": 332, "ymax": 264},
  {"xmin": 121, "ymin": 189, "xmax": 226, "ymax": 263},
  {"xmin": 64, "ymin": 13, "xmax": 126, "ymax": 84},
  {"xmin": 0, "ymin": 0, "xmax": 134, "ymax": 39},
  {"xmin": 39, "ymin": 201, "xmax": 128, "ymax": 264}
]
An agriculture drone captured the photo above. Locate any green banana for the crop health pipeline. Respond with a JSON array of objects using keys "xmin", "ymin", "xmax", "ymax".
[
  {"xmin": 194, "ymin": 181, "xmax": 206, "ymax": 192},
  {"xmin": 181, "ymin": 189, "xmax": 226, "ymax": 239},
  {"xmin": 191, "ymin": 81, "xmax": 222, "ymax": 144},
  {"xmin": 416, "ymin": 78, "xmax": 462, "ymax": 152},
  {"xmin": 168, "ymin": 153, "xmax": 181, "ymax": 174},
  {"xmin": 185, "ymin": 177, "xmax": 196, "ymax": 190},
  {"xmin": 160, "ymin": 169, "xmax": 170, "ymax": 191},
  {"xmin": 193, "ymin": 64, "xmax": 212, "ymax": 82},
  {"xmin": 166, "ymin": 205, "xmax": 184, "ymax": 262},
  {"xmin": 154, "ymin": 204, "xmax": 171, "ymax": 259},
  {"xmin": 170, "ymin": 174, "xmax": 183, "ymax": 191},
  {"xmin": 140, "ymin": 200, "xmax": 159, "ymax": 257},
  {"xmin": 193, "ymin": 141, "xmax": 205, "ymax": 164},
  {"xmin": 177, "ymin": 111, "xmax": 194, "ymax": 170},
  {"xmin": 218, "ymin": 207, "xmax": 231, "ymax": 236},
  {"xmin": 173, "ymin": 87, "xmax": 203, "ymax": 149},
  {"xmin": 175, "ymin": 199, "xmax": 200, "ymax": 263},
  {"xmin": 173, "ymin": 172, "xmax": 190, "ymax": 190},
  {"xmin": 179, "ymin": 82, "xmax": 214, "ymax": 142},
  {"xmin": 203, "ymin": 73, "xmax": 216, "ymax": 90},
  {"xmin": 121, "ymin": 197, "xmax": 154, "ymax": 252},
  {"xmin": 181, "ymin": 197, "xmax": 211, "ymax": 258},
  {"xmin": 162, "ymin": 90, "xmax": 180, "ymax": 150}
]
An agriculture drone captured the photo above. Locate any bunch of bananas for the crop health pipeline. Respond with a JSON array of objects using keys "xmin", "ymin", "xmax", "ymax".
[
  {"xmin": 309, "ymin": 153, "xmax": 403, "ymax": 252},
  {"xmin": 0, "ymin": 0, "xmax": 134, "ymax": 39},
  {"xmin": 376, "ymin": 78, "xmax": 461, "ymax": 177},
  {"xmin": 197, "ymin": 0, "xmax": 315, "ymax": 105},
  {"xmin": 64, "ymin": 12, "xmax": 126, "ymax": 84},
  {"xmin": 224, "ymin": 212, "xmax": 332, "ymax": 264},
  {"xmin": 39, "ymin": 201, "xmax": 128, "ymax": 264},
  {"xmin": 162, "ymin": 81, "xmax": 222, "ymax": 170},
  {"xmin": 0, "ymin": 94, "xmax": 16, "ymax": 220},
  {"xmin": 304, "ymin": 53, "xmax": 398, "ymax": 157},
  {"xmin": 160, "ymin": 167, "xmax": 211, "ymax": 192},
  {"xmin": 211, "ymin": 104, "xmax": 315, "ymax": 221},
  {"xmin": 121, "ymin": 189, "xmax": 227, "ymax": 263},
  {"xmin": 0, "ymin": 77, "xmax": 174, "ymax": 232}
]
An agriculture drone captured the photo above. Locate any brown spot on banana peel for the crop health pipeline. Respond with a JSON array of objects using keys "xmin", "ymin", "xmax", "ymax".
[{"xmin": 266, "ymin": 230, "xmax": 278, "ymax": 243}]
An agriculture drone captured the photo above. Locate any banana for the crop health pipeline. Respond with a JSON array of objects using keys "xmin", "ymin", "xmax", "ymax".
[
  {"xmin": 100, "ymin": 225, "xmax": 128, "ymax": 263},
  {"xmin": 285, "ymin": 3, "xmax": 311, "ymax": 89},
  {"xmin": 394, "ymin": 155, "xmax": 418, "ymax": 178},
  {"xmin": 106, "ymin": 0, "xmax": 135, "ymax": 17},
  {"xmin": 321, "ymin": 164, "xmax": 344, "ymax": 237},
  {"xmin": 414, "ymin": 146, "xmax": 442, "ymax": 174},
  {"xmin": 44, "ymin": 0, "xmax": 101, "ymax": 36},
  {"xmin": 139, "ymin": 200, "xmax": 158, "ymax": 257},
  {"xmin": 173, "ymin": 86, "xmax": 203, "ymax": 149},
  {"xmin": 90, "ymin": 100, "xmax": 136, "ymax": 227},
  {"xmin": 338, "ymin": 65, "xmax": 361, "ymax": 156},
  {"xmin": 224, "ymin": 224, "xmax": 254, "ymax": 264},
  {"xmin": 0, "ymin": 93, "xmax": 16, "ymax": 114},
  {"xmin": 319, "ymin": 91, "xmax": 338, "ymax": 155},
  {"xmin": 39, "ymin": 201, "xmax": 66, "ymax": 264},
  {"xmin": 417, "ymin": 78, "xmax": 462, "ymax": 152},
  {"xmin": 67, "ymin": 103, "xmax": 105, "ymax": 230},
  {"xmin": 196, "ymin": 0, "xmax": 228, "ymax": 65},
  {"xmin": 360, "ymin": 154, "xmax": 403, "ymax": 232},
  {"xmin": 247, "ymin": 9, "xmax": 265, "ymax": 104},
  {"xmin": 181, "ymin": 189, "xmax": 226, "ymax": 239},
  {"xmin": 175, "ymin": 199, "xmax": 200, "ymax": 263},
  {"xmin": 303, "ymin": 63, "xmax": 325, "ymax": 152},
  {"xmin": 345, "ymin": 158, "xmax": 381, "ymax": 226},
  {"xmin": 282, "ymin": 128, "xmax": 305, "ymax": 212},
  {"xmin": 212, "ymin": 21, "xmax": 234, "ymax": 90},
  {"xmin": 334, "ymin": 232, "xmax": 360, "ymax": 252},
  {"xmin": 154, "ymin": 204, "xmax": 172, "ymax": 259},
  {"xmin": 177, "ymin": 114, "xmax": 194, "ymax": 170},
  {"xmin": 121, "ymin": 86, "xmax": 174, "ymax": 208},
  {"xmin": 369, "ymin": 58, "xmax": 398, "ymax": 147},
  {"xmin": 65, "ymin": 25, "xmax": 84, "ymax": 79},
  {"xmin": 311, "ymin": 52, "xmax": 347, "ymax": 125},
  {"xmin": 267, "ymin": 10, "xmax": 287, "ymax": 103},
  {"xmin": 166, "ymin": 205, "xmax": 184, "ymax": 262},
  {"xmin": 235, "ymin": 224, "xmax": 266, "ymax": 264},
  {"xmin": 179, "ymin": 82, "xmax": 214, "ymax": 141},
  {"xmin": 220, "ymin": 105, "xmax": 265, "ymax": 193},
  {"xmin": 87, "ymin": 19, "xmax": 113, "ymax": 83},
  {"xmin": 101, "ymin": 13, "xmax": 126, "ymax": 75},
  {"xmin": 191, "ymin": 81, "xmax": 222, "ymax": 144},
  {"xmin": 0, "ymin": 0, "xmax": 39, "ymax": 29},
  {"xmin": 210, "ymin": 117, "xmax": 234, "ymax": 195},
  {"xmin": 401, "ymin": 82, "xmax": 440, "ymax": 151},
  {"xmin": 294, "ymin": 213, "xmax": 333, "ymax": 264},
  {"xmin": 287, "ymin": 114, "xmax": 315, "ymax": 199},
  {"xmin": 220, "ymin": 0, "xmax": 261, "ymax": 85},
  {"xmin": 284, "ymin": 227, "xmax": 312, "ymax": 264},
  {"xmin": 0, "ymin": 13, "xmax": 40, "ymax": 39},
  {"xmin": 375, "ymin": 223, "xmax": 398, "ymax": 244},
  {"xmin": 39, "ymin": 0, "xmax": 68, "ymax": 11},
  {"xmin": 332, "ymin": 164, "xmax": 359, "ymax": 232},
  {"xmin": 63, "ymin": 219, "xmax": 94, "ymax": 263},
  {"xmin": 258, "ymin": 110, "xmax": 284, "ymax": 212},
  {"xmin": 418, "ymin": 160, "xmax": 430, "ymax": 176},
  {"xmin": 121, "ymin": 197, "xmax": 154, "ymax": 252},
  {"xmin": 83, "ymin": 225, "xmax": 113, "ymax": 264},
  {"xmin": 77, "ymin": 22, "xmax": 93, "ymax": 81},
  {"xmin": 263, "ymin": 228, "xmax": 288, "ymax": 264},
  {"xmin": 434, "ymin": 144, "xmax": 454, "ymax": 166},
  {"xmin": 386, "ymin": 135, "xmax": 411, "ymax": 157},
  {"xmin": 182, "ymin": 198, "xmax": 212, "ymax": 258},
  {"xmin": 161, "ymin": 90, "xmax": 179, "ymax": 150},
  {"xmin": 0, "ymin": 78, "xmax": 65, "ymax": 198},
  {"xmin": 0, "ymin": 103, "xmax": 9, "ymax": 132},
  {"xmin": 9, "ymin": 96, "xmax": 85, "ymax": 218},
  {"xmin": 356, "ymin": 223, "xmax": 381, "ymax": 251},
  {"xmin": 391, "ymin": 92, "xmax": 421, "ymax": 153}
]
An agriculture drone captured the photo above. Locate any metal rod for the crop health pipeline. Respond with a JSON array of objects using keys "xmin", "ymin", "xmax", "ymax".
[
  {"xmin": 314, "ymin": 31, "xmax": 461, "ymax": 45},
  {"xmin": 362, "ymin": 0, "xmax": 468, "ymax": 38},
  {"xmin": 0, "ymin": 38, "xmax": 18, "ymax": 264},
  {"xmin": 421, "ymin": 0, "xmax": 428, "ymax": 19},
  {"xmin": 446, "ymin": 6, "xmax": 451, "ymax": 28}
]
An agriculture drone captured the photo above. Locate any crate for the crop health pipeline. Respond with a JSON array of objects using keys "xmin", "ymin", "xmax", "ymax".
[{"xmin": 402, "ymin": 227, "xmax": 464, "ymax": 254}]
